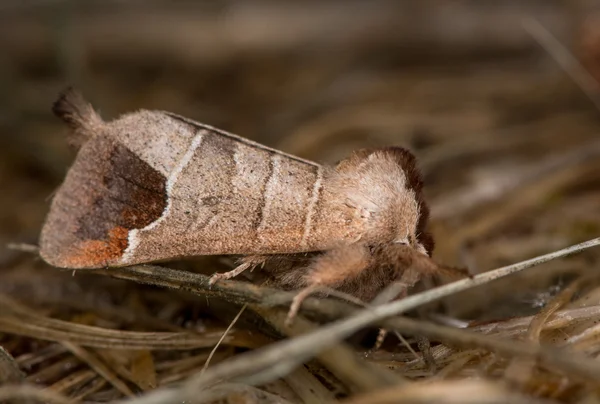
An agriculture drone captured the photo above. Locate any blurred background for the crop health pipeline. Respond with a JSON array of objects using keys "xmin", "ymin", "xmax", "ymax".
[{"xmin": 2, "ymin": 1, "xmax": 600, "ymax": 400}]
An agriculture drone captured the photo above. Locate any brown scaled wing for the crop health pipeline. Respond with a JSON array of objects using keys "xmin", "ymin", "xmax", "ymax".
[{"xmin": 40, "ymin": 96, "xmax": 359, "ymax": 269}]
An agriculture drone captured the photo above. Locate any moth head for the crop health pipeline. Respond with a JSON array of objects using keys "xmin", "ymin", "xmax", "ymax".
[{"xmin": 334, "ymin": 147, "xmax": 434, "ymax": 256}]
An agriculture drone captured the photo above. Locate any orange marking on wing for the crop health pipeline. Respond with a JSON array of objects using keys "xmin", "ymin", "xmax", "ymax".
[{"xmin": 60, "ymin": 226, "xmax": 129, "ymax": 268}]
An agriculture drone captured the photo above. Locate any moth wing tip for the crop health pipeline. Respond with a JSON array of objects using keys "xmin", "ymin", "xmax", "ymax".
[
  {"xmin": 39, "ymin": 225, "xmax": 125, "ymax": 270},
  {"xmin": 39, "ymin": 245, "xmax": 118, "ymax": 270}
]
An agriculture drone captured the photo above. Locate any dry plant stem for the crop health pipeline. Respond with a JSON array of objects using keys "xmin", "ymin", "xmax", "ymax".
[
  {"xmin": 25, "ymin": 356, "xmax": 79, "ymax": 385},
  {"xmin": 0, "ymin": 294, "xmax": 263, "ymax": 350},
  {"xmin": 529, "ymin": 277, "xmax": 584, "ymax": 340},
  {"xmin": 0, "ymin": 345, "xmax": 24, "ymax": 383},
  {"xmin": 563, "ymin": 322, "xmax": 600, "ymax": 348},
  {"xmin": 0, "ymin": 315, "xmax": 251, "ymax": 350},
  {"xmin": 432, "ymin": 350, "xmax": 483, "ymax": 380},
  {"xmin": 505, "ymin": 277, "xmax": 584, "ymax": 384},
  {"xmin": 48, "ymin": 369, "xmax": 96, "ymax": 394},
  {"xmin": 370, "ymin": 279, "xmax": 420, "ymax": 353},
  {"xmin": 340, "ymin": 379, "xmax": 558, "ymax": 404},
  {"xmin": 121, "ymin": 315, "xmax": 600, "ymax": 403},
  {"xmin": 16, "ymin": 344, "xmax": 68, "ymax": 369},
  {"xmin": 0, "ymin": 384, "xmax": 74, "ymax": 404},
  {"xmin": 471, "ymin": 305, "xmax": 600, "ymax": 337},
  {"xmin": 61, "ymin": 341, "xmax": 134, "ymax": 397},
  {"xmin": 129, "ymin": 351, "xmax": 157, "ymax": 390},
  {"xmin": 114, "ymin": 237, "xmax": 600, "ymax": 404},
  {"xmin": 110, "ymin": 236, "xmax": 600, "ymax": 332},
  {"xmin": 202, "ymin": 304, "xmax": 247, "ymax": 374},
  {"xmin": 189, "ymin": 382, "xmax": 297, "ymax": 404},
  {"xmin": 286, "ymin": 284, "xmax": 368, "ymax": 324},
  {"xmin": 70, "ymin": 378, "xmax": 107, "ymax": 402},
  {"xmin": 96, "ymin": 350, "xmax": 151, "ymax": 391},
  {"xmin": 252, "ymin": 305, "xmax": 404, "ymax": 393},
  {"xmin": 284, "ymin": 366, "xmax": 338, "ymax": 404}
]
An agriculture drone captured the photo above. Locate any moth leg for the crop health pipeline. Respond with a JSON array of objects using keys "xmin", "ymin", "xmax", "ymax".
[
  {"xmin": 209, "ymin": 255, "xmax": 268, "ymax": 285},
  {"xmin": 286, "ymin": 284, "xmax": 321, "ymax": 326},
  {"xmin": 371, "ymin": 265, "xmax": 423, "ymax": 351},
  {"xmin": 286, "ymin": 244, "xmax": 371, "ymax": 325}
]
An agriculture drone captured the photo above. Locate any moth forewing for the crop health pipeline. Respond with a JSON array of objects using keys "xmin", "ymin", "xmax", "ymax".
[{"xmin": 39, "ymin": 90, "xmax": 365, "ymax": 269}]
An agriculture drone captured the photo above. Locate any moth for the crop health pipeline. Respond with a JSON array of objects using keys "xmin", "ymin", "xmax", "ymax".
[{"xmin": 40, "ymin": 89, "xmax": 459, "ymax": 319}]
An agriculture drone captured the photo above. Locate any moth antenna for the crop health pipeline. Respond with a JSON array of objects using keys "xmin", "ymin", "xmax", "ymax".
[{"xmin": 52, "ymin": 87, "xmax": 104, "ymax": 147}]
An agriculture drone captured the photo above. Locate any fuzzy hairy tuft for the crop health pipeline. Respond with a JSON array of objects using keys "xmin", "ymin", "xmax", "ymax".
[{"xmin": 52, "ymin": 87, "xmax": 104, "ymax": 147}]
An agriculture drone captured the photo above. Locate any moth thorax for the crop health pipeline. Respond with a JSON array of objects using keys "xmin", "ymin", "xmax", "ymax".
[{"xmin": 372, "ymin": 191, "xmax": 421, "ymax": 245}]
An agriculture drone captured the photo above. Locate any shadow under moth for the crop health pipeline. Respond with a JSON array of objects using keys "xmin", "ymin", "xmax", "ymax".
[{"xmin": 40, "ymin": 88, "xmax": 464, "ymax": 320}]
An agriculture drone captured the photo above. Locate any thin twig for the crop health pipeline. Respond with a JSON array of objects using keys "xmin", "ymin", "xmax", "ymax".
[
  {"xmin": 114, "ymin": 237, "xmax": 600, "ymax": 404},
  {"xmin": 0, "ymin": 345, "xmax": 24, "ymax": 384},
  {"xmin": 284, "ymin": 366, "xmax": 337, "ymax": 404},
  {"xmin": 252, "ymin": 305, "xmax": 403, "ymax": 392},
  {"xmin": 504, "ymin": 276, "xmax": 584, "ymax": 384},
  {"xmin": 201, "ymin": 304, "xmax": 247, "ymax": 374},
  {"xmin": 108, "ymin": 238, "xmax": 600, "ymax": 321},
  {"xmin": 61, "ymin": 341, "xmax": 134, "ymax": 397},
  {"xmin": 341, "ymin": 379, "xmax": 557, "ymax": 404},
  {"xmin": 0, "ymin": 384, "xmax": 74, "ymax": 404},
  {"xmin": 0, "ymin": 294, "xmax": 262, "ymax": 350}
]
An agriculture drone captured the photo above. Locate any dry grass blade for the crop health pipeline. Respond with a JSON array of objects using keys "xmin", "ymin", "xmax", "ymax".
[
  {"xmin": 0, "ymin": 294, "xmax": 263, "ymax": 350},
  {"xmin": 115, "ymin": 237, "xmax": 600, "ymax": 404},
  {"xmin": 201, "ymin": 304, "xmax": 247, "ymax": 374},
  {"xmin": 505, "ymin": 276, "xmax": 585, "ymax": 384},
  {"xmin": 284, "ymin": 366, "xmax": 337, "ymax": 404},
  {"xmin": 0, "ymin": 315, "xmax": 255, "ymax": 350},
  {"xmin": 0, "ymin": 384, "xmax": 74, "ymax": 404},
  {"xmin": 472, "ymin": 305, "xmax": 600, "ymax": 337},
  {"xmin": 70, "ymin": 378, "xmax": 107, "ymax": 402},
  {"xmin": 61, "ymin": 341, "xmax": 134, "ymax": 397},
  {"xmin": 189, "ymin": 237, "xmax": 600, "ymax": 388},
  {"xmin": 130, "ymin": 351, "xmax": 158, "ymax": 391},
  {"xmin": 364, "ymin": 237, "xmax": 600, "ymax": 321},
  {"xmin": 252, "ymin": 305, "xmax": 402, "ymax": 393},
  {"xmin": 379, "ymin": 314, "xmax": 600, "ymax": 382},
  {"xmin": 47, "ymin": 369, "xmax": 96, "ymax": 395},
  {"xmin": 340, "ymin": 380, "xmax": 558, "ymax": 404},
  {"xmin": 0, "ymin": 345, "xmax": 24, "ymax": 384},
  {"xmin": 431, "ymin": 350, "xmax": 483, "ymax": 380},
  {"xmin": 563, "ymin": 322, "xmax": 600, "ymax": 349},
  {"xmin": 186, "ymin": 382, "xmax": 297, "ymax": 404},
  {"xmin": 530, "ymin": 281, "xmax": 585, "ymax": 336}
]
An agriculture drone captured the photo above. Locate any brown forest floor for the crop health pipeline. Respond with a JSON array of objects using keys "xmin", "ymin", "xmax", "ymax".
[{"xmin": 2, "ymin": 1, "xmax": 600, "ymax": 403}]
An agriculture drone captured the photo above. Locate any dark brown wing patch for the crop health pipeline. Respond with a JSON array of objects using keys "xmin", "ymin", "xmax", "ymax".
[{"xmin": 40, "ymin": 137, "xmax": 167, "ymax": 268}]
